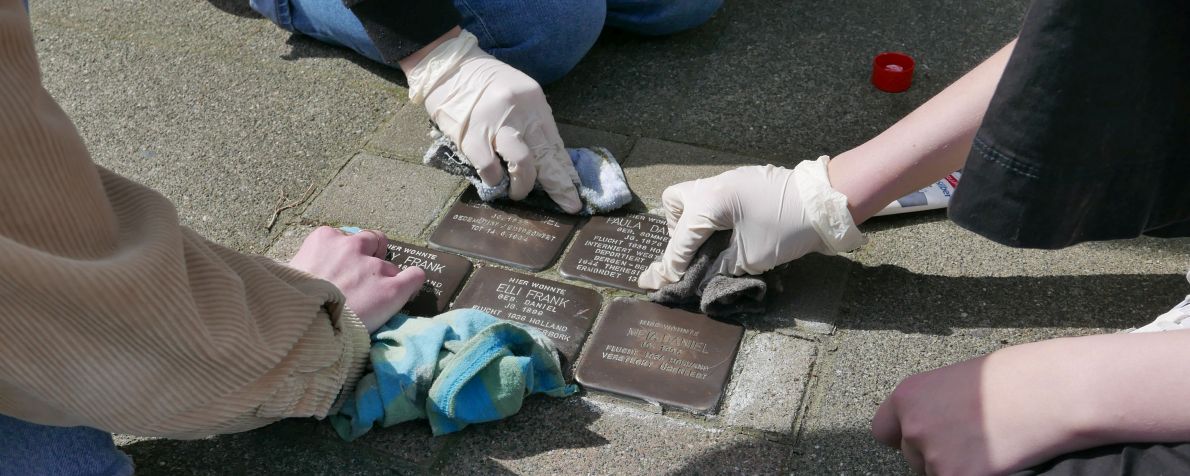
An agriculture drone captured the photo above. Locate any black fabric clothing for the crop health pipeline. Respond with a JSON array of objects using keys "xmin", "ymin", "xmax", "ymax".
[
  {"xmin": 1013, "ymin": 442, "xmax": 1190, "ymax": 476},
  {"xmin": 343, "ymin": 0, "xmax": 461, "ymax": 65},
  {"xmin": 949, "ymin": 0, "xmax": 1190, "ymax": 248}
]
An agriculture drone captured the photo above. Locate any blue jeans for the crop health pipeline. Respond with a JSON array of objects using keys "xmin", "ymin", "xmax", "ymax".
[
  {"xmin": 250, "ymin": 0, "xmax": 722, "ymax": 84},
  {"xmin": 0, "ymin": 413, "xmax": 133, "ymax": 476}
]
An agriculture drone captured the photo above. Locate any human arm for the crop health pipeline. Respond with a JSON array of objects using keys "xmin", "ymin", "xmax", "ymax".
[
  {"xmin": 829, "ymin": 39, "xmax": 1016, "ymax": 222},
  {"xmin": 638, "ymin": 40, "xmax": 1016, "ymax": 289},
  {"xmin": 871, "ymin": 330, "xmax": 1190, "ymax": 474},
  {"xmin": 0, "ymin": 0, "xmax": 416, "ymax": 438}
]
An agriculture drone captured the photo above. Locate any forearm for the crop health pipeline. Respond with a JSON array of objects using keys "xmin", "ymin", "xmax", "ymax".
[
  {"xmin": 828, "ymin": 39, "xmax": 1017, "ymax": 223},
  {"xmin": 1001, "ymin": 331, "xmax": 1190, "ymax": 449},
  {"xmin": 0, "ymin": 1, "xmax": 369, "ymax": 437}
]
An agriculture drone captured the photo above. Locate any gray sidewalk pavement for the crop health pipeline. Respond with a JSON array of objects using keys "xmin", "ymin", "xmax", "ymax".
[{"xmin": 31, "ymin": 0, "xmax": 1190, "ymax": 474}]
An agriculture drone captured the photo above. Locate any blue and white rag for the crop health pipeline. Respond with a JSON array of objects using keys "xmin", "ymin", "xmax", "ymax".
[{"xmin": 330, "ymin": 309, "xmax": 577, "ymax": 439}]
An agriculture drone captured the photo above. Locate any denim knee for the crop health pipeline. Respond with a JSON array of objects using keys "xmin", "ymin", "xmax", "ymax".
[
  {"xmin": 606, "ymin": 0, "xmax": 723, "ymax": 36},
  {"xmin": 458, "ymin": 0, "xmax": 605, "ymax": 84}
]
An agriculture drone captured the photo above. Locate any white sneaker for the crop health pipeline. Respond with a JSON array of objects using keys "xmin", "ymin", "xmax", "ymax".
[{"xmin": 1132, "ymin": 294, "xmax": 1190, "ymax": 333}]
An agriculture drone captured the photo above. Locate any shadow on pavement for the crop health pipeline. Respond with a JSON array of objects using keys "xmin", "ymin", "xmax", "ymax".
[
  {"xmin": 666, "ymin": 427, "xmax": 910, "ymax": 475},
  {"xmin": 746, "ymin": 251, "xmax": 1187, "ymax": 336},
  {"xmin": 279, "ymin": 35, "xmax": 408, "ymax": 86},
  {"xmin": 205, "ymin": 0, "xmax": 261, "ymax": 18}
]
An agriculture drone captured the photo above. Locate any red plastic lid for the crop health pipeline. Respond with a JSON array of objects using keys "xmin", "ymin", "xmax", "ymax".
[{"xmin": 871, "ymin": 52, "xmax": 915, "ymax": 93}]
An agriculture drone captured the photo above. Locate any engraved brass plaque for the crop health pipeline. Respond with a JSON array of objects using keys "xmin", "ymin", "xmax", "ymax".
[
  {"xmin": 559, "ymin": 213, "xmax": 668, "ymax": 293},
  {"xmin": 575, "ymin": 299, "xmax": 744, "ymax": 413},
  {"xmin": 384, "ymin": 240, "xmax": 472, "ymax": 316},
  {"xmin": 450, "ymin": 267, "xmax": 602, "ymax": 365},
  {"xmin": 428, "ymin": 191, "xmax": 578, "ymax": 271}
]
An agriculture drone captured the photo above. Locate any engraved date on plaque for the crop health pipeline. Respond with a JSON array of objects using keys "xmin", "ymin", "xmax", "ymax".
[
  {"xmin": 559, "ymin": 214, "xmax": 668, "ymax": 293},
  {"xmin": 428, "ymin": 190, "xmax": 578, "ymax": 271}
]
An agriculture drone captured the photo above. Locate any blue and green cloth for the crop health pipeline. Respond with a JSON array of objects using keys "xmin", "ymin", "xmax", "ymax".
[{"xmin": 330, "ymin": 309, "xmax": 577, "ymax": 439}]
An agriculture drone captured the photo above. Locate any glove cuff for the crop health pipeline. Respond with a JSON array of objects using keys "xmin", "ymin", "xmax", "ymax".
[
  {"xmin": 792, "ymin": 156, "xmax": 867, "ymax": 254},
  {"xmin": 406, "ymin": 30, "xmax": 482, "ymax": 104}
]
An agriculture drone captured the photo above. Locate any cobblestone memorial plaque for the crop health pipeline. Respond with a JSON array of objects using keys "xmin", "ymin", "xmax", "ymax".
[
  {"xmin": 450, "ymin": 267, "xmax": 602, "ymax": 365},
  {"xmin": 429, "ymin": 191, "xmax": 578, "ymax": 271},
  {"xmin": 559, "ymin": 213, "xmax": 668, "ymax": 293},
  {"xmin": 384, "ymin": 240, "xmax": 473, "ymax": 316},
  {"xmin": 575, "ymin": 299, "xmax": 744, "ymax": 413}
]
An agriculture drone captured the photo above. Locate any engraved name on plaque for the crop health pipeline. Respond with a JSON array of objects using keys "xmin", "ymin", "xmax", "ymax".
[
  {"xmin": 575, "ymin": 299, "xmax": 744, "ymax": 413},
  {"xmin": 385, "ymin": 240, "xmax": 473, "ymax": 316},
  {"xmin": 559, "ymin": 213, "xmax": 668, "ymax": 292},
  {"xmin": 450, "ymin": 267, "xmax": 602, "ymax": 365},
  {"xmin": 428, "ymin": 191, "xmax": 578, "ymax": 271}
]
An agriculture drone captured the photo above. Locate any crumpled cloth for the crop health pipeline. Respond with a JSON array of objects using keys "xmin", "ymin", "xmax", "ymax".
[
  {"xmin": 648, "ymin": 231, "xmax": 768, "ymax": 318},
  {"xmin": 423, "ymin": 126, "xmax": 631, "ymax": 215},
  {"xmin": 330, "ymin": 309, "xmax": 576, "ymax": 439}
]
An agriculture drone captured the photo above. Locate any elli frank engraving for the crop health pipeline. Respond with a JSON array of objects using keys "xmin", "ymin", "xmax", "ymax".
[
  {"xmin": 385, "ymin": 240, "xmax": 473, "ymax": 316},
  {"xmin": 574, "ymin": 299, "xmax": 744, "ymax": 413},
  {"xmin": 450, "ymin": 267, "xmax": 602, "ymax": 365},
  {"xmin": 559, "ymin": 213, "xmax": 668, "ymax": 293},
  {"xmin": 428, "ymin": 190, "xmax": 578, "ymax": 271}
]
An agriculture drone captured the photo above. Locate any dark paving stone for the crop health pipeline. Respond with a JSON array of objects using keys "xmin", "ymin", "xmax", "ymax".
[
  {"xmin": 450, "ymin": 266, "xmax": 602, "ymax": 367},
  {"xmin": 384, "ymin": 240, "xmax": 473, "ymax": 316},
  {"xmin": 429, "ymin": 190, "xmax": 579, "ymax": 271},
  {"xmin": 575, "ymin": 299, "xmax": 744, "ymax": 413},
  {"xmin": 559, "ymin": 213, "xmax": 668, "ymax": 293}
]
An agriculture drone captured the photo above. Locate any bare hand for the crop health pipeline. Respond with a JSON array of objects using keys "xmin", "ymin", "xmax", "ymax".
[
  {"xmin": 289, "ymin": 226, "xmax": 425, "ymax": 332},
  {"xmin": 872, "ymin": 345, "xmax": 1089, "ymax": 475}
]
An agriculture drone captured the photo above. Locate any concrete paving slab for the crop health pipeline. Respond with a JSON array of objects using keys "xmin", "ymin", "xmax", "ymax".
[
  {"xmin": 790, "ymin": 214, "xmax": 1190, "ymax": 473},
  {"xmin": 366, "ymin": 102, "xmax": 434, "ymax": 163},
  {"xmin": 556, "ymin": 123, "xmax": 636, "ymax": 162},
  {"xmin": 31, "ymin": 0, "xmax": 402, "ymax": 253},
  {"xmin": 723, "ymin": 332, "xmax": 816, "ymax": 435},
  {"xmin": 445, "ymin": 397, "xmax": 795, "ymax": 474},
  {"xmin": 548, "ymin": 0, "xmax": 1031, "ymax": 163},
  {"xmin": 303, "ymin": 154, "xmax": 463, "ymax": 240},
  {"xmin": 115, "ymin": 419, "xmax": 438, "ymax": 474},
  {"xmin": 622, "ymin": 138, "xmax": 754, "ymax": 208},
  {"xmin": 752, "ymin": 253, "xmax": 854, "ymax": 336},
  {"xmin": 264, "ymin": 225, "xmax": 318, "ymax": 262}
]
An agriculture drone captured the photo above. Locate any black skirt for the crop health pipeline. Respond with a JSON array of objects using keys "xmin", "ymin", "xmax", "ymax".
[{"xmin": 949, "ymin": 0, "xmax": 1190, "ymax": 249}]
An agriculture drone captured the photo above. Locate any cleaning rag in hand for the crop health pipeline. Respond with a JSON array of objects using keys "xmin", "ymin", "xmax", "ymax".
[
  {"xmin": 330, "ymin": 309, "xmax": 576, "ymax": 439},
  {"xmin": 648, "ymin": 231, "xmax": 768, "ymax": 318},
  {"xmin": 423, "ymin": 126, "xmax": 631, "ymax": 215}
]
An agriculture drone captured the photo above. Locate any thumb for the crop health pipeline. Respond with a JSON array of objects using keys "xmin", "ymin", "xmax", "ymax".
[
  {"xmin": 638, "ymin": 208, "xmax": 724, "ymax": 290},
  {"xmin": 871, "ymin": 396, "xmax": 903, "ymax": 448}
]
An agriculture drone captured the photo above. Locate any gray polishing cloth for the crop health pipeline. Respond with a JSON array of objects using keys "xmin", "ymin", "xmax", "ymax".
[{"xmin": 648, "ymin": 231, "xmax": 768, "ymax": 318}]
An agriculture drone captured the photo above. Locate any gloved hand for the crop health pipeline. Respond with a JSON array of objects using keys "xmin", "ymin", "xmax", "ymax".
[
  {"xmin": 637, "ymin": 156, "xmax": 867, "ymax": 290},
  {"xmin": 406, "ymin": 30, "xmax": 582, "ymax": 213}
]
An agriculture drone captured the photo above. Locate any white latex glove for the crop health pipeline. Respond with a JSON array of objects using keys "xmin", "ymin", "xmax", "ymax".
[
  {"xmin": 406, "ymin": 30, "xmax": 582, "ymax": 213},
  {"xmin": 637, "ymin": 157, "xmax": 866, "ymax": 290}
]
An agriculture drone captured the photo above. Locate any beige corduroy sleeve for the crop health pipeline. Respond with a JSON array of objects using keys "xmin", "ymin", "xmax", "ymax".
[{"xmin": 0, "ymin": 0, "xmax": 370, "ymax": 439}]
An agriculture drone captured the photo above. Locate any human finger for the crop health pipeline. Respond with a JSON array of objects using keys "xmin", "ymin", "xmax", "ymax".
[
  {"xmin": 462, "ymin": 130, "xmax": 508, "ymax": 188},
  {"xmin": 660, "ymin": 180, "xmax": 701, "ymax": 235},
  {"xmin": 344, "ymin": 229, "xmax": 388, "ymax": 259},
  {"xmin": 535, "ymin": 151, "xmax": 582, "ymax": 214},
  {"xmin": 637, "ymin": 207, "xmax": 724, "ymax": 290},
  {"xmin": 495, "ymin": 126, "xmax": 538, "ymax": 201},
  {"xmin": 386, "ymin": 266, "xmax": 427, "ymax": 312},
  {"xmin": 871, "ymin": 395, "xmax": 903, "ymax": 447}
]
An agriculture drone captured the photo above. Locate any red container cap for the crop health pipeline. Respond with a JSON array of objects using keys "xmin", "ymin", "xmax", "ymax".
[{"xmin": 871, "ymin": 52, "xmax": 915, "ymax": 93}]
